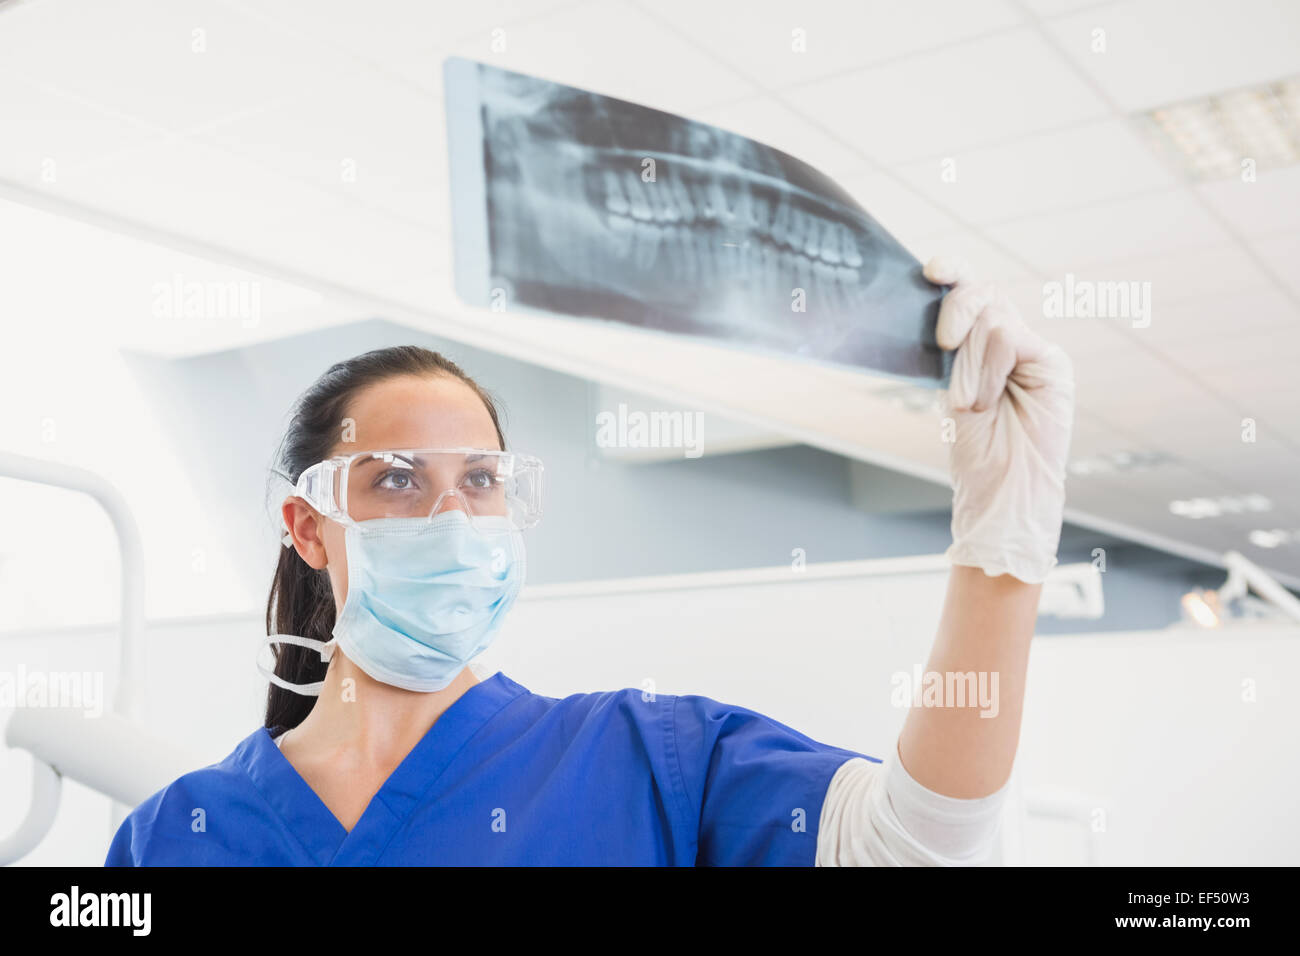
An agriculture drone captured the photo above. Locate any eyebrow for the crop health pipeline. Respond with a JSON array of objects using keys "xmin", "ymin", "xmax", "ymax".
[{"xmin": 355, "ymin": 452, "xmax": 491, "ymax": 469}]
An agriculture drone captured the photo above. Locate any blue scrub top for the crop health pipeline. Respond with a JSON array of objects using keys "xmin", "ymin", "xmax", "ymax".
[{"xmin": 105, "ymin": 671, "xmax": 878, "ymax": 866}]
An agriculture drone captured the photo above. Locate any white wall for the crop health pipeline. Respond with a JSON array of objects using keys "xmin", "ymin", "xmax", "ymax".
[
  {"xmin": 1016, "ymin": 623, "xmax": 1299, "ymax": 865},
  {"xmin": 3, "ymin": 556, "xmax": 1294, "ymax": 865}
]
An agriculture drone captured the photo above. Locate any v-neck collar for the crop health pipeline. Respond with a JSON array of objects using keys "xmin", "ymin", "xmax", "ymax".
[{"xmin": 236, "ymin": 670, "xmax": 527, "ymax": 866}]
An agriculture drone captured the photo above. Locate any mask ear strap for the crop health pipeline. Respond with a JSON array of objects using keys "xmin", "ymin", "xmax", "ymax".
[{"xmin": 259, "ymin": 634, "xmax": 337, "ymax": 696}]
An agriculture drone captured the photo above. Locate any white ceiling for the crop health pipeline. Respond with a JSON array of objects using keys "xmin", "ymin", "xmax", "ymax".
[{"xmin": 1, "ymin": 0, "xmax": 1298, "ymax": 585}]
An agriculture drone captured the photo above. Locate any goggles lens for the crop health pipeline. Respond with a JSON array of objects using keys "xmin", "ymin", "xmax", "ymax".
[{"xmin": 314, "ymin": 449, "xmax": 542, "ymax": 531}]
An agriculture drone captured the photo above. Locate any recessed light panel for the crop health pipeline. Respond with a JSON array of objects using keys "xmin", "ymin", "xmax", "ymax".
[{"xmin": 1136, "ymin": 75, "xmax": 1300, "ymax": 181}]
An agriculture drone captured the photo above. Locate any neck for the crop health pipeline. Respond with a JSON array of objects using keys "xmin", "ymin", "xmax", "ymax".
[{"xmin": 290, "ymin": 653, "xmax": 482, "ymax": 763}]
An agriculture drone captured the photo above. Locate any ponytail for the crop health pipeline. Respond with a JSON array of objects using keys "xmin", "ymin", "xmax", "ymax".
[{"xmin": 263, "ymin": 540, "xmax": 337, "ymax": 732}]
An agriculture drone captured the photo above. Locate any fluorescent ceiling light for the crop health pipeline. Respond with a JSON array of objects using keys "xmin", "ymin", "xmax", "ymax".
[
  {"xmin": 1168, "ymin": 494, "xmax": 1273, "ymax": 519},
  {"xmin": 1067, "ymin": 449, "xmax": 1176, "ymax": 476},
  {"xmin": 1249, "ymin": 528, "xmax": 1296, "ymax": 549},
  {"xmin": 1136, "ymin": 75, "xmax": 1300, "ymax": 181}
]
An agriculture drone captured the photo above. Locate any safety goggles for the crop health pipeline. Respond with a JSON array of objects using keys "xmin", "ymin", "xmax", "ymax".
[{"xmin": 293, "ymin": 447, "xmax": 543, "ymax": 532}]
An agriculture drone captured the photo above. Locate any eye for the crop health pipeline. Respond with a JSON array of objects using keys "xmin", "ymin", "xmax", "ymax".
[
  {"xmin": 463, "ymin": 468, "xmax": 496, "ymax": 491},
  {"xmin": 376, "ymin": 469, "xmax": 416, "ymax": 491}
]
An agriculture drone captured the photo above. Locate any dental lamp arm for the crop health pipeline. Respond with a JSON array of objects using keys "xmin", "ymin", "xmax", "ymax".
[
  {"xmin": 1220, "ymin": 551, "xmax": 1300, "ymax": 624},
  {"xmin": 0, "ymin": 450, "xmax": 148, "ymax": 862}
]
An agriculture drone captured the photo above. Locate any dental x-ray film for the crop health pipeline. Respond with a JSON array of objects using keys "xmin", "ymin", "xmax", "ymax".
[{"xmin": 444, "ymin": 58, "xmax": 953, "ymax": 386}]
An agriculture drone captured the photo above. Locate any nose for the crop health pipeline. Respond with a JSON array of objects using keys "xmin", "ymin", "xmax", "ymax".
[{"xmin": 430, "ymin": 488, "xmax": 471, "ymax": 518}]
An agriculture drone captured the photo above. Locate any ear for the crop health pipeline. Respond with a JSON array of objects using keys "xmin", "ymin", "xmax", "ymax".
[{"xmin": 282, "ymin": 497, "xmax": 329, "ymax": 569}]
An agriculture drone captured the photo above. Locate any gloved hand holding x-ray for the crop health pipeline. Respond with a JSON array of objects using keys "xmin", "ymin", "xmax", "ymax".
[
  {"xmin": 924, "ymin": 256, "xmax": 1075, "ymax": 584},
  {"xmin": 444, "ymin": 57, "xmax": 953, "ymax": 386}
]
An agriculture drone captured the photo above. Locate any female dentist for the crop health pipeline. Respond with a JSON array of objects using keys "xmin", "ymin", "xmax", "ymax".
[{"xmin": 105, "ymin": 255, "xmax": 1074, "ymax": 867}]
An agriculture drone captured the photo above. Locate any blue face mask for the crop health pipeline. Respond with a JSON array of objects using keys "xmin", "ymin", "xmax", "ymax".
[{"xmin": 261, "ymin": 510, "xmax": 525, "ymax": 695}]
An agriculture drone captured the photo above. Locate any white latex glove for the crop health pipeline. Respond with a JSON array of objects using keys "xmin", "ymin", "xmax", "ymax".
[{"xmin": 924, "ymin": 256, "xmax": 1076, "ymax": 584}]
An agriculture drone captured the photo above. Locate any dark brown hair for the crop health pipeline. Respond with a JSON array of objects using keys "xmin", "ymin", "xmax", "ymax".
[{"xmin": 263, "ymin": 346, "xmax": 506, "ymax": 732}]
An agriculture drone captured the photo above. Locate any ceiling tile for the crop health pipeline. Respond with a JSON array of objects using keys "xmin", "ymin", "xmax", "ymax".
[
  {"xmin": 1048, "ymin": 243, "xmax": 1270, "ymax": 308},
  {"xmin": 1122, "ymin": 405, "xmax": 1300, "ymax": 523},
  {"xmin": 1188, "ymin": 376, "xmax": 1300, "ymax": 427},
  {"xmin": 196, "ymin": 67, "xmax": 449, "ymax": 228},
  {"xmin": 1182, "ymin": 400, "xmax": 1300, "ymax": 475},
  {"xmin": 632, "ymin": 0, "xmax": 1023, "ymax": 91},
  {"xmin": 1112, "ymin": 388, "xmax": 1282, "ymax": 467},
  {"xmin": 1249, "ymin": 233, "xmax": 1300, "ymax": 300},
  {"xmin": 1043, "ymin": 0, "xmax": 1300, "ymax": 111},
  {"xmin": 781, "ymin": 28, "xmax": 1110, "ymax": 165},
  {"xmin": 44, "ymin": 137, "xmax": 347, "ymax": 254},
  {"xmin": 1067, "ymin": 462, "xmax": 1237, "ymax": 532},
  {"xmin": 1072, "ymin": 347, "xmax": 1216, "ymax": 428},
  {"xmin": 229, "ymin": 0, "xmax": 573, "ymax": 60},
  {"xmin": 382, "ymin": 46, "xmax": 450, "ymax": 99},
  {"xmin": 1019, "ymin": 0, "xmax": 1109, "ymax": 16},
  {"xmin": 436, "ymin": 0, "xmax": 758, "ymax": 117},
  {"xmin": 1196, "ymin": 166, "xmax": 1300, "ymax": 240},
  {"xmin": 1184, "ymin": 352, "xmax": 1300, "ymax": 394},
  {"xmin": 0, "ymin": 0, "xmax": 343, "ymax": 130},
  {"xmin": 1138, "ymin": 290, "xmax": 1300, "ymax": 358},
  {"xmin": 0, "ymin": 77, "xmax": 168, "ymax": 186},
  {"xmin": 1065, "ymin": 408, "xmax": 1156, "ymax": 460},
  {"xmin": 984, "ymin": 189, "xmax": 1231, "ymax": 273},
  {"xmin": 892, "ymin": 117, "xmax": 1179, "ymax": 225},
  {"xmin": 1002, "ymin": 278, "xmax": 1137, "ymax": 358},
  {"xmin": 1234, "ymin": 474, "xmax": 1300, "ymax": 520}
]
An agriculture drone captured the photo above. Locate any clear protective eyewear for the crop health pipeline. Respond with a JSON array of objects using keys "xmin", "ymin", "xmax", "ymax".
[{"xmin": 293, "ymin": 447, "xmax": 543, "ymax": 533}]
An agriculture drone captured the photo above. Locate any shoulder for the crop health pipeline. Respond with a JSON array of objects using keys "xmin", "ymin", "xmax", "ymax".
[
  {"xmin": 513, "ymin": 681, "xmax": 868, "ymax": 775},
  {"xmin": 517, "ymin": 681, "xmax": 668, "ymax": 714},
  {"xmin": 513, "ymin": 682, "xmax": 675, "ymax": 736},
  {"xmin": 668, "ymin": 690, "xmax": 860, "ymax": 756},
  {"xmin": 513, "ymin": 681, "xmax": 855, "ymax": 752},
  {"xmin": 495, "ymin": 682, "xmax": 689, "ymax": 773},
  {"xmin": 104, "ymin": 731, "xmax": 261, "ymax": 867}
]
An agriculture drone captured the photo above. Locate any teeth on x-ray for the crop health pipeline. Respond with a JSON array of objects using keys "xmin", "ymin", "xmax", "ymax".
[
  {"xmin": 600, "ymin": 170, "xmax": 866, "ymax": 287},
  {"xmin": 549, "ymin": 154, "xmax": 886, "ymax": 352},
  {"xmin": 448, "ymin": 58, "xmax": 950, "ymax": 381}
]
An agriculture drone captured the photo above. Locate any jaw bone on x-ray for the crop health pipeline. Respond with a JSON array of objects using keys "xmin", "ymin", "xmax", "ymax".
[{"xmin": 444, "ymin": 57, "xmax": 953, "ymax": 386}]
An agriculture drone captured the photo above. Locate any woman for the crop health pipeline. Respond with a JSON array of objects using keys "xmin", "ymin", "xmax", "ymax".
[{"xmin": 105, "ymin": 256, "xmax": 1074, "ymax": 866}]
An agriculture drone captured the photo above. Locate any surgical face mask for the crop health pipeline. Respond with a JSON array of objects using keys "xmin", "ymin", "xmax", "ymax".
[{"xmin": 261, "ymin": 509, "xmax": 525, "ymax": 695}]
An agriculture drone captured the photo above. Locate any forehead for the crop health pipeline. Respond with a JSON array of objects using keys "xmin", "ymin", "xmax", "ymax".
[{"xmin": 331, "ymin": 374, "xmax": 499, "ymax": 455}]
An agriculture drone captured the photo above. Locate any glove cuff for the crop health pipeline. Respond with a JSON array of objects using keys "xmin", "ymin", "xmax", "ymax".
[{"xmin": 945, "ymin": 541, "xmax": 1059, "ymax": 585}]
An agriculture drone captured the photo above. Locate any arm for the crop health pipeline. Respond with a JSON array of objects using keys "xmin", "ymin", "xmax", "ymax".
[
  {"xmin": 899, "ymin": 567, "xmax": 1040, "ymax": 798},
  {"xmin": 820, "ymin": 255, "xmax": 1074, "ymax": 863},
  {"xmin": 897, "ymin": 255, "xmax": 1075, "ymax": 800}
]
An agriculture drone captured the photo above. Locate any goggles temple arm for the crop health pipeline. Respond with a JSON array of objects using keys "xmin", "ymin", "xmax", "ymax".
[{"xmin": 293, "ymin": 460, "xmax": 340, "ymax": 517}]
